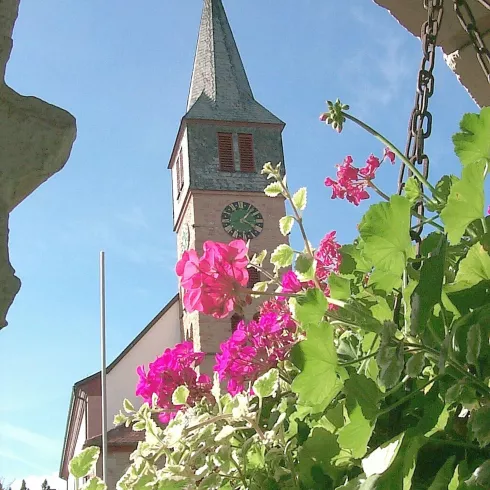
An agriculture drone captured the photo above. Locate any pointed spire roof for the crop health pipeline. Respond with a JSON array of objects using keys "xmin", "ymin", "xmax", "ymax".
[{"xmin": 185, "ymin": 0, "xmax": 283, "ymax": 125}]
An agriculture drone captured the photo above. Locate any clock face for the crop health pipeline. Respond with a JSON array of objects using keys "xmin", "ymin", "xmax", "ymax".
[
  {"xmin": 221, "ymin": 201, "xmax": 264, "ymax": 240},
  {"xmin": 180, "ymin": 223, "xmax": 190, "ymax": 252}
]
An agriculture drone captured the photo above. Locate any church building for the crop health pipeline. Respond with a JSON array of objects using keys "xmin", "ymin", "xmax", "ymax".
[{"xmin": 59, "ymin": 0, "xmax": 287, "ymax": 488}]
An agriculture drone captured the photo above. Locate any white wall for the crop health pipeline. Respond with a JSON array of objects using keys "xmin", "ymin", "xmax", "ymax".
[
  {"xmin": 67, "ymin": 406, "xmax": 87, "ymax": 490},
  {"xmin": 105, "ymin": 300, "xmax": 181, "ymax": 426}
]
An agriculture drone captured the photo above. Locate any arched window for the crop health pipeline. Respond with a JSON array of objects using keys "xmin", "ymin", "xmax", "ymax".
[
  {"xmin": 247, "ymin": 267, "xmax": 260, "ymax": 289},
  {"xmin": 231, "ymin": 314, "xmax": 243, "ymax": 332}
]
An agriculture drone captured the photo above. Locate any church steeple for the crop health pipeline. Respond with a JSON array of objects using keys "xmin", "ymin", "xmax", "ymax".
[{"xmin": 185, "ymin": 0, "xmax": 283, "ymax": 125}]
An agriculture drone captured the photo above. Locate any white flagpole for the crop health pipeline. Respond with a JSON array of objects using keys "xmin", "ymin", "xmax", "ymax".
[{"xmin": 100, "ymin": 251, "xmax": 108, "ymax": 481}]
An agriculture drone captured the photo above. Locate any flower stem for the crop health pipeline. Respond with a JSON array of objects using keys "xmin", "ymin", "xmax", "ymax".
[
  {"xmin": 339, "ymin": 350, "xmax": 378, "ymax": 366},
  {"xmin": 342, "ymin": 112, "xmax": 438, "ymax": 196},
  {"xmin": 367, "ymin": 180, "xmax": 390, "ymax": 201}
]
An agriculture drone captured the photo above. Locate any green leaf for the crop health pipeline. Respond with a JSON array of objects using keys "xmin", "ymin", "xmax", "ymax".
[
  {"xmin": 377, "ymin": 343, "xmax": 404, "ymax": 389},
  {"xmin": 440, "ymin": 161, "xmax": 485, "ymax": 244},
  {"xmin": 215, "ymin": 425, "xmax": 236, "ymax": 442},
  {"xmin": 279, "ymin": 216, "xmax": 295, "ymax": 236},
  {"xmin": 368, "ymin": 268, "xmax": 402, "ymax": 294},
  {"xmin": 123, "ymin": 399, "xmax": 134, "ymax": 413},
  {"xmin": 172, "ymin": 386, "xmax": 190, "ymax": 406},
  {"xmin": 362, "ymin": 433, "xmax": 405, "ymax": 477},
  {"xmin": 405, "ymin": 352, "xmax": 425, "ymax": 378},
  {"xmin": 453, "ymin": 107, "xmax": 490, "ymax": 166},
  {"xmin": 404, "ymin": 177, "xmax": 421, "ymax": 205},
  {"xmin": 270, "ymin": 244, "xmax": 294, "ymax": 268},
  {"xmin": 410, "ymin": 236, "xmax": 447, "ymax": 335},
  {"xmin": 295, "ymin": 253, "xmax": 315, "ymax": 280},
  {"xmin": 250, "ymin": 250, "xmax": 267, "ymax": 267},
  {"xmin": 69, "ymin": 447, "xmax": 100, "ymax": 478},
  {"xmin": 292, "ymin": 187, "xmax": 307, "ymax": 211},
  {"xmin": 344, "ymin": 373, "xmax": 381, "ymax": 421},
  {"xmin": 264, "ymin": 181, "xmax": 283, "ymax": 197},
  {"xmin": 290, "ymin": 288, "xmax": 328, "ymax": 326},
  {"xmin": 328, "ymin": 273, "xmax": 351, "ymax": 301},
  {"xmin": 291, "ymin": 322, "xmax": 339, "ymax": 406},
  {"xmin": 338, "ymin": 404, "xmax": 374, "ymax": 459},
  {"xmin": 427, "ymin": 456, "xmax": 456, "ymax": 490},
  {"xmin": 470, "ymin": 405, "xmax": 490, "ymax": 447},
  {"xmin": 359, "ymin": 195, "xmax": 414, "ymax": 277},
  {"xmin": 252, "ymin": 368, "xmax": 279, "ymax": 399},
  {"xmin": 465, "ymin": 460, "xmax": 490, "ymax": 488},
  {"xmin": 454, "ymin": 242, "xmax": 490, "ymax": 289},
  {"xmin": 467, "ymin": 323, "xmax": 482, "ymax": 366},
  {"xmin": 298, "ymin": 428, "xmax": 340, "ymax": 487},
  {"xmin": 81, "ymin": 478, "xmax": 107, "ymax": 490}
]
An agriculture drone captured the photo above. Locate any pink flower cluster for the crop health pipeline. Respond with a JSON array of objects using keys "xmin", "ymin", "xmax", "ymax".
[
  {"xmin": 176, "ymin": 240, "xmax": 250, "ymax": 319},
  {"xmin": 214, "ymin": 312, "xmax": 297, "ymax": 395},
  {"xmin": 325, "ymin": 149, "xmax": 395, "ymax": 206},
  {"xmin": 136, "ymin": 342, "xmax": 212, "ymax": 423},
  {"xmin": 315, "ymin": 231, "xmax": 342, "ymax": 284}
]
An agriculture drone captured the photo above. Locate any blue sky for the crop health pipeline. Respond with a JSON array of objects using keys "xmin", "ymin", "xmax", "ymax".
[{"xmin": 0, "ymin": 0, "xmax": 479, "ymax": 484}]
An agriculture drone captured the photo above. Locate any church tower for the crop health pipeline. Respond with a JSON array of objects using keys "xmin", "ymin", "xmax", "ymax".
[{"xmin": 169, "ymin": 0, "xmax": 287, "ymax": 371}]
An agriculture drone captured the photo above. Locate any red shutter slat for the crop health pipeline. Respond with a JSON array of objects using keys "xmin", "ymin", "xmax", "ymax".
[
  {"xmin": 218, "ymin": 133, "xmax": 235, "ymax": 171},
  {"xmin": 247, "ymin": 267, "xmax": 260, "ymax": 289},
  {"xmin": 238, "ymin": 134, "xmax": 255, "ymax": 172}
]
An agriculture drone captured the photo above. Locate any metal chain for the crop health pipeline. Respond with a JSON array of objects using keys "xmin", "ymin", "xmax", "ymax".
[
  {"xmin": 454, "ymin": 0, "xmax": 490, "ymax": 83},
  {"xmin": 397, "ymin": 0, "xmax": 444, "ymax": 241}
]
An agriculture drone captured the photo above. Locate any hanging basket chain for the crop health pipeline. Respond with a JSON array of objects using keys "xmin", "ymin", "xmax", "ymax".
[
  {"xmin": 393, "ymin": 0, "xmax": 444, "ymax": 328},
  {"xmin": 398, "ymin": 0, "xmax": 444, "ymax": 240},
  {"xmin": 454, "ymin": 0, "xmax": 490, "ymax": 83}
]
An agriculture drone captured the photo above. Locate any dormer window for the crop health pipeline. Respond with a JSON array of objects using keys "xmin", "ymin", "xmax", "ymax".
[
  {"xmin": 218, "ymin": 132, "xmax": 235, "ymax": 171},
  {"xmin": 238, "ymin": 134, "xmax": 255, "ymax": 172},
  {"xmin": 247, "ymin": 266, "xmax": 260, "ymax": 288}
]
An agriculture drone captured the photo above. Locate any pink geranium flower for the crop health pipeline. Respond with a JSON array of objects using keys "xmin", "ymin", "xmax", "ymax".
[
  {"xmin": 176, "ymin": 240, "xmax": 250, "ymax": 319},
  {"xmin": 136, "ymin": 342, "xmax": 212, "ymax": 423},
  {"xmin": 215, "ymin": 313, "xmax": 298, "ymax": 396},
  {"xmin": 325, "ymin": 150, "xmax": 394, "ymax": 206}
]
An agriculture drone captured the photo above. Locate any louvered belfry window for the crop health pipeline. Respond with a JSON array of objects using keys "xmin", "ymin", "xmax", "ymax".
[
  {"xmin": 231, "ymin": 314, "xmax": 243, "ymax": 332},
  {"xmin": 218, "ymin": 132, "xmax": 235, "ymax": 171},
  {"xmin": 238, "ymin": 133, "xmax": 255, "ymax": 172},
  {"xmin": 176, "ymin": 149, "xmax": 184, "ymax": 196},
  {"xmin": 247, "ymin": 266, "xmax": 260, "ymax": 289}
]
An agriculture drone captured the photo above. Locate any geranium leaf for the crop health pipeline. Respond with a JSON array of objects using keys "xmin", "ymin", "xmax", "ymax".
[
  {"xmin": 338, "ymin": 404, "xmax": 373, "ymax": 459},
  {"xmin": 404, "ymin": 177, "xmax": 421, "ymax": 205},
  {"xmin": 81, "ymin": 478, "xmax": 106, "ymax": 490},
  {"xmin": 252, "ymin": 368, "xmax": 279, "ymax": 400},
  {"xmin": 295, "ymin": 253, "xmax": 315, "ymax": 280},
  {"xmin": 270, "ymin": 244, "xmax": 294, "ymax": 269},
  {"xmin": 454, "ymin": 242, "xmax": 490, "ymax": 289},
  {"xmin": 290, "ymin": 288, "xmax": 328, "ymax": 326},
  {"xmin": 453, "ymin": 107, "xmax": 490, "ymax": 166},
  {"xmin": 440, "ymin": 161, "xmax": 485, "ymax": 244},
  {"xmin": 264, "ymin": 181, "xmax": 283, "ymax": 197},
  {"xmin": 328, "ymin": 273, "xmax": 351, "ymax": 301},
  {"xmin": 292, "ymin": 187, "xmax": 307, "ymax": 211},
  {"xmin": 405, "ymin": 352, "xmax": 425, "ymax": 378},
  {"xmin": 279, "ymin": 216, "xmax": 295, "ymax": 236},
  {"xmin": 410, "ymin": 235, "xmax": 446, "ymax": 335},
  {"xmin": 298, "ymin": 428, "xmax": 340, "ymax": 487},
  {"xmin": 69, "ymin": 446, "xmax": 100, "ymax": 478},
  {"xmin": 465, "ymin": 460, "xmax": 490, "ymax": 488},
  {"xmin": 291, "ymin": 322, "xmax": 339, "ymax": 406},
  {"xmin": 344, "ymin": 373, "xmax": 381, "ymax": 421},
  {"xmin": 172, "ymin": 386, "xmax": 190, "ymax": 406},
  {"xmin": 362, "ymin": 433, "xmax": 404, "ymax": 477},
  {"xmin": 427, "ymin": 456, "xmax": 456, "ymax": 490},
  {"xmin": 470, "ymin": 405, "xmax": 490, "ymax": 447},
  {"xmin": 377, "ymin": 343, "xmax": 404, "ymax": 389},
  {"xmin": 466, "ymin": 323, "xmax": 482, "ymax": 366},
  {"xmin": 359, "ymin": 195, "xmax": 414, "ymax": 278}
]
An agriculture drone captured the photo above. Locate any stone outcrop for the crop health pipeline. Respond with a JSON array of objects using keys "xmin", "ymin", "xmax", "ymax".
[{"xmin": 0, "ymin": 0, "xmax": 76, "ymax": 328}]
